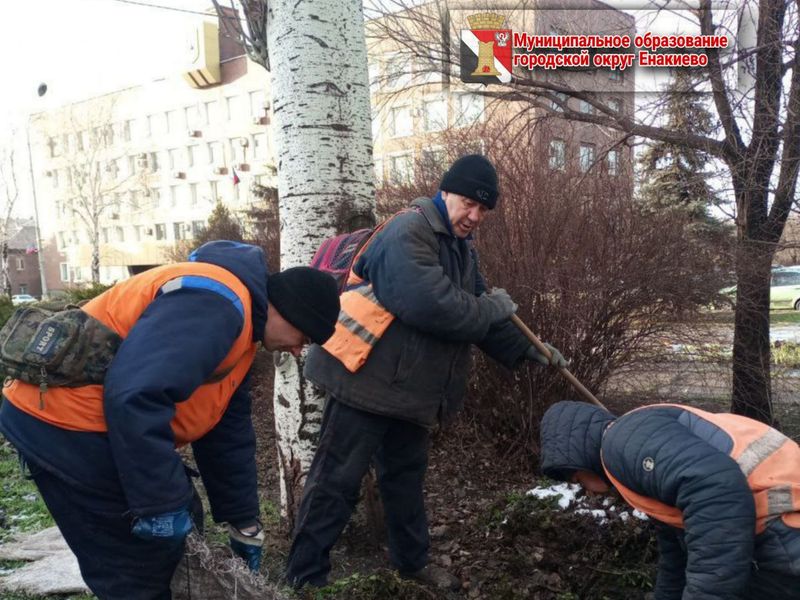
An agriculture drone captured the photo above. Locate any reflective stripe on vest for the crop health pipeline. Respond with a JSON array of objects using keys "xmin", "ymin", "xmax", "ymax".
[
  {"xmin": 4, "ymin": 262, "xmax": 257, "ymax": 446},
  {"xmin": 320, "ymin": 207, "xmax": 422, "ymax": 373},
  {"xmin": 322, "ymin": 284, "xmax": 395, "ymax": 372},
  {"xmin": 602, "ymin": 404, "xmax": 800, "ymax": 533}
]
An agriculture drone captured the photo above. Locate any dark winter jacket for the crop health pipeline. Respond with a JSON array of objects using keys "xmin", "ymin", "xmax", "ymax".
[
  {"xmin": 0, "ymin": 241, "xmax": 268, "ymax": 523},
  {"xmin": 304, "ymin": 196, "xmax": 531, "ymax": 428},
  {"xmin": 539, "ymin": 401, "xmax": 800, "ymax": 600}
]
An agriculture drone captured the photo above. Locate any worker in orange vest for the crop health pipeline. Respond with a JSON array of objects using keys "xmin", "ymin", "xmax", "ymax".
[
  {"xmin": 0, "ymin": 240, "xmax": 340, "ymax": 600},
  {"xmin": 539, "ymin": 401, "xmax": 800, "ymax": 599}
]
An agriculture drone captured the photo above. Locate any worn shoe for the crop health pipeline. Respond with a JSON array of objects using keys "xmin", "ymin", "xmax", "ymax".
[{"xmin": 400, "ymin": 564, "xmax": 461, "ymax": 591}]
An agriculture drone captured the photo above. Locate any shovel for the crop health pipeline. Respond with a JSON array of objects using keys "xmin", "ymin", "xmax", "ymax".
[{"xmin": 511, "ymin": 314, "xmax": 606, "ymax": 410}]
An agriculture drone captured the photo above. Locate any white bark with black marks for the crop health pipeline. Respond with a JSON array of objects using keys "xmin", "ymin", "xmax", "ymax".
[{"xmin": 267, "ymin": 0, "xmax": 375, "ymax": 518}]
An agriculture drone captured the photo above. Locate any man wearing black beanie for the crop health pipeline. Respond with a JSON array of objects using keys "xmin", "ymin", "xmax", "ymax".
[{"xmin": 286, "ymin": 156, "xmax": 566, "ymax": 591}]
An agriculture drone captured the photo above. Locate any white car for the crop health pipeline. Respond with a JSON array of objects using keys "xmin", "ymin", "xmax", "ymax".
[{"xmin": 11, "ymin": 294, "xmax": 37, "ymax": 305}]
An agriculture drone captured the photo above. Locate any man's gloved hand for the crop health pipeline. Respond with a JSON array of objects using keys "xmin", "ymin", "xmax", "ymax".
[
  {"xmin": 131, "ymin": 509, "xmax": 193, "ymax": 543},
  {"xmin": 525, "ymin": 343, "xmax": 568, "ymax": 368},
  {"xmin": 228, "ymin": 520, "xmax": 264, "ymax": 572},
  {"xmin": 481, "ymin": 288, "xmax": 518, "ymax": 324}
]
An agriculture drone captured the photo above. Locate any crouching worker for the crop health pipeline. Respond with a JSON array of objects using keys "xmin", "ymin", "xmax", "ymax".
[
  {"xmin": 0, "ymin": 240, "xmax": 340, "ymax": 600},
  {"xmin": 539, "ymin": 401, "xmax": 800, "ymax": 599}
]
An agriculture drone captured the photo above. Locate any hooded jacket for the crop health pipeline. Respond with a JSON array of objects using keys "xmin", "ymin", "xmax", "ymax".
[
  {"xmin": 0, "ymin": 241, "xmax": 268, "ymax": 523},
  {"xmin": 539, "ymin": 401, "xmax": 800, "ymax": 600}
]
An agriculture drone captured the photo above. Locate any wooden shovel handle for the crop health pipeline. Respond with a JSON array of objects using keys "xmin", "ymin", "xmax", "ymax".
[{"xmin": 510, "ymin": 314, "xmax": 606, "ymax": 409}]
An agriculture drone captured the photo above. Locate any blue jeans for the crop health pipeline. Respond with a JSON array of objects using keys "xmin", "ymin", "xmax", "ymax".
[
  {"xmin": 23, "ymin": 456, "xmax": 201, "ymax": 600},
  {"xmin": 285, "ymin": 397, "xmax": 431, "ymax": 587}
]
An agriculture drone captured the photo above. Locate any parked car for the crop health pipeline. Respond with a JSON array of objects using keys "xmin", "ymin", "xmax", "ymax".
[
  {"xmin": 11, "ymin": 294, "xmax": 36, "ymax": 306},
  {"xmin": 720, "ymin": 267, "xmax": 800, "ymax": 310}
]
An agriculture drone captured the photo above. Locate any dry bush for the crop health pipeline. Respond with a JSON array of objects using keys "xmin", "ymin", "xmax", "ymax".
[{"xmin": 377, "ymin": 120, "xmax": 730, "ymax": 464}]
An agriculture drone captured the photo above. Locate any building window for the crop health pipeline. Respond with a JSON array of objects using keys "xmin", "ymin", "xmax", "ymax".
[
  {"xmin": 374, "ymin": 158, "xmax": 384, "ymax": 185},
  {"xmin": 15, "ymin": 257, "xmax": 24, "ymax": 271},
  {"xmin": 227, "ymin": 96, "xmax": 245, "ymax": 121},
  {"xmin": 189, "ymin": 145, "xmax": 202, "ymax": 167},
  {"xmin": 173, "ymin": 222, "xmax": 185, "ymax": 241},
  {"xmin": 168, "ymin": 148, "xmax": 180, "ymax": 170},
  {"xmin": 185, "ymin": 105, "xmax": 201, "ymax": 129},
  {"xmin": 368, "ymin": 63, "xmax": 380, "ymax": 93},
  {"xmin": 456, "ymin": 93, "xmax": 484, "ymax": 126},
  {"xmin": 385, "ymin": 53, "xmax": 412, "ymax": 90},
  {"xmin": 122, "ymin": 120, "xmax": 133, "ymax": 142},
  {"xmin": 208, "ymin": 142, "xmax": 223, "ymax": 165},
  {"xmin": 607, "ymin": 149, "xmax": 620, "ymax": 176},
  {"xmin": 579, "ymin": 100, "xmax": 595, "ymax": 115},
  {"xmin": 192, "ymin": 221, "xmax": 206, "ymax": 237},
  {"xmin": 253, "ymin": 134, "xmax": 268, "ymax": 159},
  {"xmin": 115, "ymin": 226, "xmax": 125, "ymax": 242},
  {"xmin": 170, "ymin": 185, "xmax": 179, "ymax": 207},
  {"xmin": 166, "ymin": 110, "xmax": 182, "ymax": 133},
  {"xmin": 608, "ymin": 98, "xmax": 622, "ymax": 114},
  {"xmin": 19, "ymin": 284, "xmax": 27, "ymax": 294},
  {"xmin": 389, "ymin": 153, "xmax": 413, "ymax": 185},
  {"xmin": 205, "ymin": 100, "xmax": 221, "ymax": 125},
  {"xmin": 420, "ymin": 147, "xmax": 446, "ymax": 172},
  {"xmin": 422, "ymin": 96, "xmax": 447, "ymax": 132},
  {"xmin": 155, "ymin": 223, "xmax": 167, "ymax": 240},
  {"xmin": 549, "ymin": 139, "xmax": 566, "ymax": 171},
  {"xmin": 134, "ymin": 225, "xmax": 142, "ymax": 241},
  {"xmin": 579, "ymin": 143, "xmax": 596, "ymax": 173},
  {"xmin": 389, "ymin": 104, "xmax": 413, "ymax": 137},
  {"xmin": 101, "ymin": 228, "xmax": 109, "ymax": 243},
  {"xmin": 249, "ymin": 91, "xmax": 267, "ymax": 118},
  {"xmin": 189, "ymin": 183, "xmax": 198, "ymax": 206},
  {"xmin": 51, "ymin": 169, "xmax": 59, "ymax": 188},
  {"xmin": 73, "ymin": 266, "xmax": 82, "ymax": 282},
  {"xmin": 610, "ymin": 69, "xmax": 623, "ymax": 82},
  {"xmin": 60, "ymin": 263, "xmax": 69, "ymax": 282},
  {"xmin": 549, "ymin": 92, "xmax": 568, "ymax": 113},
  {"xmin": 209, "ymin": 181, "xmax": 219, "ymax": 203},
  {"xmin": 415, "ymin": 55, "xmax": 441, "ymax": 84}
]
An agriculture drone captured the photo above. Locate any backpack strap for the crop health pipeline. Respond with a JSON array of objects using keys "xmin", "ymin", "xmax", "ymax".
[{"xmin": 345, "ymin": 206, "xmax": 422, "ymax": 288}]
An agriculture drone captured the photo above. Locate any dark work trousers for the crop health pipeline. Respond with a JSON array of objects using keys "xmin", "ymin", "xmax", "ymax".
[
  {"xmin": 24, "ymin": 457, "xmax": 199, "ymax": 600},
  {"xmin": 285, "ymin": 397, "xmax": 431, "ymax": 587}
]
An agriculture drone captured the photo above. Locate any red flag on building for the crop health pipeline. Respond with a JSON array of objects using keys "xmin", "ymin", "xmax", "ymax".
[{"xmin": 232, "ymin": 168, "xmax": 240, "ymax": 186}]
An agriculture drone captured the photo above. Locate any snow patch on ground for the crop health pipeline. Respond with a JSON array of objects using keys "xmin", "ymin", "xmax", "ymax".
[{"xmin": 526, "ymin": 482, "xmax": 650, "ymax": 523}]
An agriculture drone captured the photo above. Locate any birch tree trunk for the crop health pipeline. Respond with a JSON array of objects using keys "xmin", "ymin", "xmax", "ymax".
[{"xmin": 267, "ymin": 0, "xmax": 375, "ymax": 520}]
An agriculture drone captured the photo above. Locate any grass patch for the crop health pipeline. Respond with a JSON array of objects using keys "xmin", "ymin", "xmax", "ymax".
[
  {"xmin": 0, "ymin": 437, "xmax": 53, "ymax": 542},
  {"xmin": 771, "ymin": 311, "xmax": 800, "ymax": 324},
  {"xmin": 294, "ymin": 571, "xmax": 435, "ymax": 600}
]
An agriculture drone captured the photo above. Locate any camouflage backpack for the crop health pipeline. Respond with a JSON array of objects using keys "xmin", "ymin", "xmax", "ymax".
[{"xmin": 0, "ymin": 305, "xmax": 122, "ymax": 395}]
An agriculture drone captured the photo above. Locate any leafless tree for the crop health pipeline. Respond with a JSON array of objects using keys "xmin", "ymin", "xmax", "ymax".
[
  {"xmin": 369, "ymin": 0, "xmax": 800, "ymax": 424},
  {"xmin": 49, "ymin": 98, "xmax": 138, "ymax": 283},
  {"xmin": 0, "ymin": 132, "xmax": 22, "ymax": 297}
]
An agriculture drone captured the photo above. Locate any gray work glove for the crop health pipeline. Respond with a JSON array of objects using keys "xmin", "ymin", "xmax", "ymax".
[
  {"xmin": 525, "ymin": 343, "xmax": 568, "ymax": 368},
  {"xmin": 480, "ymin": 288, "xmax": 518, "ymax": 324}
]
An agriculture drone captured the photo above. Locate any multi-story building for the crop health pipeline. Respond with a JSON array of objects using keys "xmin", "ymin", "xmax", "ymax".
[
  {"xmin": 366, "ymin": 0, "xmax": 635, "ymax": 187},
  {"xmin": 6, "ymin": 219, "xmax": 42, "ymax": 298},
  {"xmin": 29, "ymin": 10, "xmax": 274, "ymax": 294},
  {"xmin": 29, "ymin": 2, "xmax": 634, "ymax": 293}
]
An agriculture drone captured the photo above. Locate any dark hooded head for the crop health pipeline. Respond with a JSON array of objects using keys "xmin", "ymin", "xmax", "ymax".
[{"xmin": 539, "ymin": 401, "xmax": 616, "ymax": 481}]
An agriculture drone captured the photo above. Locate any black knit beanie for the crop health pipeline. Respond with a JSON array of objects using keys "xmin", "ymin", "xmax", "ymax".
[
  {"xmin": 440, "ymin": 154, "xmax": 499, "ymax": 209},
  {"xmin": 267, "ymin": 267, "xmax": 340, "ymax": 345}
]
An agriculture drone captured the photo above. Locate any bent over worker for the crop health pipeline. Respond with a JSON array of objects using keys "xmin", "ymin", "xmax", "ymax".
[
  {"xmin": 286, "ymin": 155, "xmax": 567, "ymax": 590},
  {"xmin": 539, "ymin": 400, "xmax": 800, "ymax": 599},
  {"xmin": 0, "ymin": 240, "xmax": 340, "ymax": 600}
]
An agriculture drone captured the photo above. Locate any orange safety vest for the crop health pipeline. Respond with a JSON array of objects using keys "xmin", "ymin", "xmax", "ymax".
[
  {"xmin": 3, "ymin": 263, "xmax": 257, "ymax": 446},
  {"xmin": 322, "ymin": 210, "xmax": 415, "ymax": 373},
  {"xmin": 602, "ymin": 404, "xmax": 800, "ymax": 533}
]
